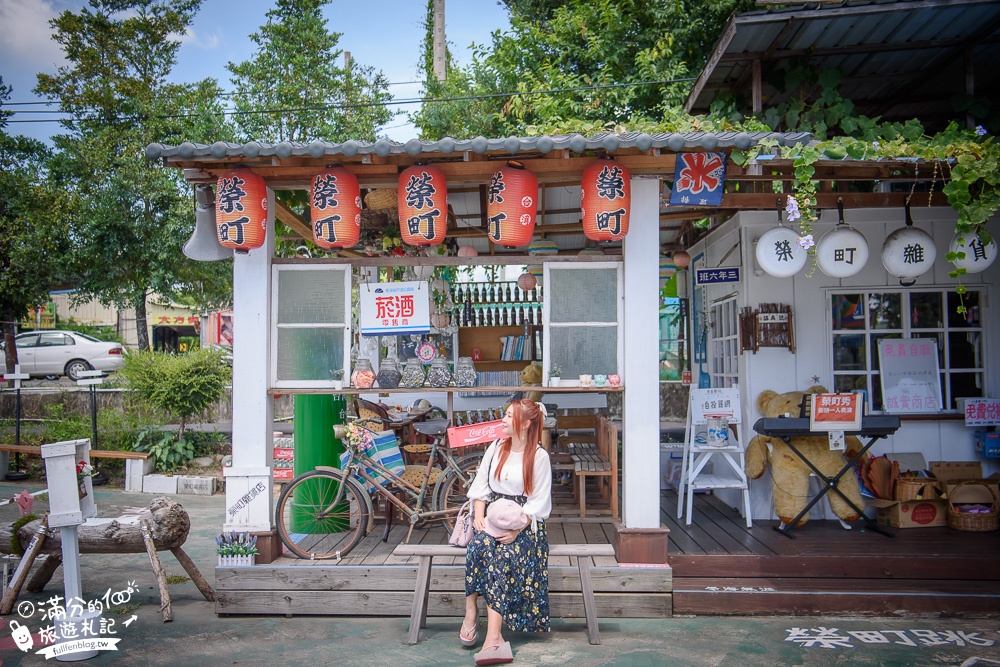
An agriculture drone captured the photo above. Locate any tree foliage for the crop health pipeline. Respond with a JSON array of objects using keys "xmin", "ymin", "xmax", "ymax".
[
  {"xmin": 34, "ymin": 0, "xmax": 232, "ymax": 351},
  {"xmin": 0, "ymin": 77, "xmax": 74, "ymax": 377},
  {"xmin": 226, "ymin": 0, "xmax": 393, "ymax": 143}
]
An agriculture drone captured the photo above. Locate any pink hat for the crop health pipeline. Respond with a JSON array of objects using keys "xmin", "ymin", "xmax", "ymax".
[{"xmin": 484, "ymin": 499, "xmax": 529, "ymax": 538}]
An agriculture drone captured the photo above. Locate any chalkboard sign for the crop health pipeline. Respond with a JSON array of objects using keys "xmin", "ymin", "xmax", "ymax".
[{"xmin": 877, "ymin": 338, "xmax": 942, "ymax": 413}]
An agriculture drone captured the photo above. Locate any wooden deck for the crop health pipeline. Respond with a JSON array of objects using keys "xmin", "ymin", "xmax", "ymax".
[{"xmin": 214, "ymin": 488, "xmax": 1000, "ymax": 618}]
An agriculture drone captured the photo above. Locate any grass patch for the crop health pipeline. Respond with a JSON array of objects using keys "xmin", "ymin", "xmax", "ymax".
[
  {"xmin": 165, "ymin": 575, "xmax": 189, "ymax": 585},
  {"xmin": 109, "ymin": 602, "xmax": 140, "ymax": 616}
]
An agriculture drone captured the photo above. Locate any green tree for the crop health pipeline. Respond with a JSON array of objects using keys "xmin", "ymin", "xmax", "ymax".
[
  {"xmin": 226, "ymin": 0, "xmax": 393, "ymax": 143},
  {"xmin": 0, "ymin": 77, "xmax": 74, "ymax": 378},
  {"xmin": 34, "ymin": 0, "xmax": 232, "ymax": 351}
]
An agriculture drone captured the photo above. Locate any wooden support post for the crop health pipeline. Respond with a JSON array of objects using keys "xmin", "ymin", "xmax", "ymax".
[
  {"xmin": 406, "ymin": 554, "xmax": 434, "ymax": 645},
  {"xmin": 169, "ymin": 547, "xmax": 215, "ymax": 602},
  {"xmin": 575, "ymin": 555, "xmax": 601, "ymax": 645},
  {"xmin": 140, "ymin": 519, "xmax": 172, "ymax": 622},
  {"xmin": 0, "ymin": 516, "xmax": 48, "ymax": 614},
  {"xmin": 26, "ymin": 554, "xmax": 62, "ymax": 593}
]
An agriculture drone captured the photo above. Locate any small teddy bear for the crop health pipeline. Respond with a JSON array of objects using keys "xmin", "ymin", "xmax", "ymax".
[{"xmin": 519, "ymin": 362, "xmax": 545, "ymax": 402}]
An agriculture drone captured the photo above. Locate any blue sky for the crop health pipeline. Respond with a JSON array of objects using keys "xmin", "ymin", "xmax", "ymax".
[{"xmin": 0, "ymin": 0, "xmax": 510, "ymax": 143}]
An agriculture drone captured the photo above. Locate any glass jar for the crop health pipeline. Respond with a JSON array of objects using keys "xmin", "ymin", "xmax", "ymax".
[
  {"xmin": 351, "ymin": 358, "xmax": 375, "ymax": 389},
  {"xmin": 375, "ymin": 357, "xmax": 402, "ymax": 389},
  {"xmin": 426, "ymin": 358, "xmax": 452, "ymax": 388},
  {"xmin": 401, "ymin": 358, "xmax": 426, "ymax": 388},
  {"xmin": 454, "ymin": 356, "xmax": 477, "ymax": 387}
]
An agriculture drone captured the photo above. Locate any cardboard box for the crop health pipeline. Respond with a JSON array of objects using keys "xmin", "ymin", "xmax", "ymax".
[
  {"xmin": 868, "ymin": 497, "xmax": 948, "ymax": 528},
  {"xmin": 930, "ymin": 461, "xmax": 1000, "ymax": 504}
]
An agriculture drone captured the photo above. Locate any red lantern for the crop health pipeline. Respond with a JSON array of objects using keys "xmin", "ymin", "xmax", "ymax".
[
  {"xmin": 310, "ymin": 167, "xmax": 361, "ymax": 249},
  {"xmin": 581, "ymin": 158, "xmax": 630, "ymax": 242},
  {"xmin": 216, "ymin": 169, "xmax": 268, "ymax": 253},
  {"xmin": 486, "ymin": 161, "xmax": 537, "ymax": 248},
  {"xmin": 398, "ymin": 165, "xmax": 447, "ymax": 246}
]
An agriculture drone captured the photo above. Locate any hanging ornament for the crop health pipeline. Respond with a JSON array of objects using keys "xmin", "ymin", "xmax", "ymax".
[
  {"xmin": 881, "ymin": 203, "xmax": 937, "ymax": 285},
  {"xmin": 517, "ymin": 271, "xmax": 537, "ymax": 292},
  {"xmin": 486, "ymin": 161, "xmax": 537, "ymax": 247},
  {"xmin": 672, "ymin": 250, "xmax": 691, "ymax": 268},
  {"xmin": 949, "ymin": 232, "xmax": 997, "ymax": 274},
  {"xmin": 581, "ymin": 156, "xmax": 631, "ymax": 242},
  {"xmin": 398, "ymin": 164, "xmax": 447, "ymax": 246},
  {"xmin": 216, "ymin": 169, "xmax": 268, "ymax": 253},
  {"xmin": 457, "ymin": 245, "xmax": 479, "ymax": 257},
  {"xmin": 528, "ymin": 238, "xmax": 558, "ymax": 255},
  {"xmin": 310, "ymin": 166, "xmax": 361, "ymax": 249},
  {"xmin": 816, "ymin": 197, "xmax": 869, "ymax": 278},
  {"xmin": 755, "ymin": 201, "xmax": 808, "ymax": 278}
]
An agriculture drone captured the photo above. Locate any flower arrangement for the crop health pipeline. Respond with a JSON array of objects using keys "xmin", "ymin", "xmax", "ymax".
[
  {"xmin": 76, "ymin": 461, "xmax": 95, "ymax": 479},
  {"xmin": 342, "ymin": 420, "xmax": 375, "ymax": 450},
  {"xmin": 216, "ymin": 532, "xmax": 258, "ymax": 566}
]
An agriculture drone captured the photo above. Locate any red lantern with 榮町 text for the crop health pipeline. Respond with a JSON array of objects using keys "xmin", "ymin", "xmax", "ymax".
[
  {"xmin": 216, "ymin": 169, "xmax": 268, "ymax": 253},
  {"xmin": 581, "ymin": 157, "xmax": 631, "ymax": 242},
  {"xmin": 398, "ymin": 165, "xmax": 447, "ymax": 246},
  {"xmin": 310, "ymin": 167, "xmax": 361, "ymax": 249},
  {"xmin": 486, "ymin": 161, "xmax": 537, "ymax": 248}
]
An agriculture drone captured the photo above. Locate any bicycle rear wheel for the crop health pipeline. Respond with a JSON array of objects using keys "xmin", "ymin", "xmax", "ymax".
[
  {"xmin": 276, "ymin": 469, "xmax": 369, "ymax": 560},
  {"xmin": 433, "ymin": 453, "xmax": 481, "ymax": 533}
]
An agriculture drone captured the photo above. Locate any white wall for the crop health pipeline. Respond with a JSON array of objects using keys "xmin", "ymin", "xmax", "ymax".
[{"xmin": 691, "ymin": 206, "xmax": 1000, "ymax": 521}]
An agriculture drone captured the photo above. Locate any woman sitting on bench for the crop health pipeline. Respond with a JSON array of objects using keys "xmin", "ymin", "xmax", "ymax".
[{"xmin": 461, "ymin": 399, "xmax": 552, "ymax": 666}]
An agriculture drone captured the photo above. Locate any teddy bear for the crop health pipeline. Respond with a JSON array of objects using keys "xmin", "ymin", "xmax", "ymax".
[
  {"xmin": 745, "ymin": 385, "xmax": 865, "ymax": 527},
  {"xmin": 519, "ymin": 361, "xmax": 545, "ymax": 402}
]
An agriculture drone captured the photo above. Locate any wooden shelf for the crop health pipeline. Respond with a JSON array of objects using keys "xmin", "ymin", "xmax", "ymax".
[
  {"xmin": 458, "ymin": 325, "xmax": 539, "ymax": 367},
  {"xmin": 267, "ymin": 385, "xmax": 623, "ymax": 396}
]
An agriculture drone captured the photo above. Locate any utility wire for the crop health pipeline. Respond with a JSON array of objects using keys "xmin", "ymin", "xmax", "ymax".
[{"xmin": 4, "ymin": 76, "xmax": 696, "ymax": 125}]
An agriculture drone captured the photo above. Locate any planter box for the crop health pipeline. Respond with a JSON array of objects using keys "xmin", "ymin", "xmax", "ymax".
[{"xmin": 218, "ymin": 554, "xmax": 256, "ymax": 567}]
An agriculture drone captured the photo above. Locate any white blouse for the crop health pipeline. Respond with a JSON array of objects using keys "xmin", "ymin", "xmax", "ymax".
[{"xmin": 467, "ymin": 441, "xmax": 552, "ymax": 522}]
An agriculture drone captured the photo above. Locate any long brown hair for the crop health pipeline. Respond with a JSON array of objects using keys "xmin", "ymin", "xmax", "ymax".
[{"xmin": 493, "ymin": 399, "xmax": 543, "ymax": 495}]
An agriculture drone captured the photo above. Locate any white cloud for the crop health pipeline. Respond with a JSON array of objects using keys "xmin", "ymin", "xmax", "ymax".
[
  {"xmin": 173, "ymin": 27, "xmax": 220, "ymax": 50},
  {"xmin": 0, "ymin": 0, "xmax": 66, "ymax": 70}
]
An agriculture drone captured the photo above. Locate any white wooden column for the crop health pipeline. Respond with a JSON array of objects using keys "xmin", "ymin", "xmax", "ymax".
[
  {"xmin": 621, "ymin": 177, "xmax": 662, "ymax": 529},
  {"xmin": 223, "ymin": 188, "xmax": 275, "ymax": 532}
]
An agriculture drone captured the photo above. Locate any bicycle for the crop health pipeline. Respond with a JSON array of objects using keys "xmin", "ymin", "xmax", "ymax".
[{"xmin": 274, "ymin": 417, "xmax": 483, "ymax": 560}]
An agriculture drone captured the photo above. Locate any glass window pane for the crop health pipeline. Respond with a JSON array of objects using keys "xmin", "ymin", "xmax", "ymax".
[
  {"xmin": 833, "ymin": 375, "xmax": 866, "ymax": 393},
  {"xmin": 949, "ymin": 372, "xmax": 984, "ymax": 409},
  {"xmin": 831, "ymin": 294, "xmax": 866, "ymax": 330},
  {"xmin": 277, "ymin": 269, "xmax": 346, "ymax": 324},
  {"xmin": 833, "ymin": 334, "xmax": 866, "ymax": 370},
  {"xmin": 548, "ymin": 326, "xmax": 617, "ymax": 377},
  {"xmin": 948, "ymin": 331, "xmax": 982, "ymax": 369},
  {"xmin": 910, "ymin": 292, "xmax": 942, "ymax": 329},
  {"xmin": 869, "ymin": 333, "xmax": 897, "ymax": 371},
  {"xmin": 659, "ymin": 341, "xmax": 681, "ymax": 381},
  {"xmin": 912, "ymin": 332, "xmax": 944, "ymax": 366},
  {"xmin": 947, "ymin": 291, "xmax": 981, "ymax": 328},
  {"xmin": 550, "ymin": 268, "xmax": 617, "ymax": 323},
  {"xmin": 868, "ymin": 293, "xmax": 901, "ymax": 329},
  {"xmin": 871, "ymin": 374, "xmax": 884, "ymax": 411},
  {"xmin": 276, "ymin": 328, "xmax": 345, "ymax": 381}
]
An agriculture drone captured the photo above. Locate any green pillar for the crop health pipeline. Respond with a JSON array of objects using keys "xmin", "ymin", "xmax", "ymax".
[{"xmin": 291, "ymin": 394, "xmax": 348, "ymax": 532}]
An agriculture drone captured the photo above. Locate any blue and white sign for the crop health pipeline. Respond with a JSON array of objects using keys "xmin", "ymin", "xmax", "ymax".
[
  {"xmin": 360, "ymin": 281, "xmax": 430, "ymax": 336},
  {"xmin": 695, "ymin": 267, "xmax": 740, "ymax": 285}
]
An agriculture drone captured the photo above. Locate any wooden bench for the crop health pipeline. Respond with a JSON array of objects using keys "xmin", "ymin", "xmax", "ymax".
[
  {"xmin": 569, "ymin": 416, "xmax": 619, "ymax": 518},
  {"xmin": 392, "ymin": 543, "xmax": 616, "ymax": 646},
  {"xmin": 0, "ymin": 444, "xmax": 153, "ymax": 492}
]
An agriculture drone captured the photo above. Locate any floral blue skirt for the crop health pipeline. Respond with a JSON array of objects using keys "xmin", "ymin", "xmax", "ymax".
[{"xmin": 465, "ymin": 492, "xmax": 550, "ymax": 633}]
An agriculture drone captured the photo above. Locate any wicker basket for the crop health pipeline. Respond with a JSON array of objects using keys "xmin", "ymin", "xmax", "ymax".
[
  {"xmin": 894, "ymin": 476, "xmax": 942, "ymax": 502},
  {"xmin": 946, "ymin": 480, "xmax": 1000, "ymax": 532},
  {"xmin": 364, "ymin": 188, "xmax": 398, "ymax": 211}
]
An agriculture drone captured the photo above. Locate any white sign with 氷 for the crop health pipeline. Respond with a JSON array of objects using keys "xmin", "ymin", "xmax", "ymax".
[{"xmin": 359, "ymin": 281, "xmax": 430, "ymax": 336}]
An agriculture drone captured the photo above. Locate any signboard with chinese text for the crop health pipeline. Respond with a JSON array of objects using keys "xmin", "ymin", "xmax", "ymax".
[
  {"xmin": 963, "ymin": 397, "xmax": 1000, "ymax": 426},
  {"xmin": 877, "ymin": 338, "xmax": 942, "ymax": 413},
  {"xmin": 359, "ymin": 281, "xmax": 429, "ymax": 336},
  {"xmin": 690, "ymin": 387, "xmax": 742, "ymax": 424},
  {"xmin": 809, "ymin": 393, "xmax": 863, "ymax": 431},
  {"xmin": 669, "ymin": 152, "xmax": 727, "ymax": 206},
  {"xmin": 695, "ymin": 267, "xmax": 740, "ymax": 285}
]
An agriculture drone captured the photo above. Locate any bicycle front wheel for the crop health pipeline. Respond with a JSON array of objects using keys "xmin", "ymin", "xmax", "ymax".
[
  {"xmin": 433, "ymin": 455, "xmax": 480, "ymax": 533},
  {"xmin": 275, "ymin": 469, "xmax": 369, "ymax": 560}
]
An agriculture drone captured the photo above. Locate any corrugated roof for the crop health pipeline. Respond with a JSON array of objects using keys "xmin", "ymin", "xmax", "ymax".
[
  {"xmin": 685, "ymin": 0, "xmax": 1000, "ymax": 130},
  {"xmin": 144, "ymin": 131, "xmax": 813, "ymax": 162}
]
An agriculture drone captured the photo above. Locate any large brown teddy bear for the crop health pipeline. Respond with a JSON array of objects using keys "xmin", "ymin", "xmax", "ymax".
[{"xmin": 745, "ymin": 386, "xmax": 865, "ymax": 527}]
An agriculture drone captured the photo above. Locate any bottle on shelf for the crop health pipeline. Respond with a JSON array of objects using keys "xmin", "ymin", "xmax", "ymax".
[
  {"xmin": 454, "ymin": 356, "xmax": 477, "ymax": 387},
  {"xmin": 427, "ymin": 358, "xmax": 452, "ymax": 387},
  {"xmin": 488, "ymin": 283, "xmax": 497, "ymax": 303},
  {"xmin": 472, "ymin": 284, "xmax": 481, "ymax": 303},
  {"xmin": 505, "ymin": 283, "xmax": 512, "ymax": 302}
]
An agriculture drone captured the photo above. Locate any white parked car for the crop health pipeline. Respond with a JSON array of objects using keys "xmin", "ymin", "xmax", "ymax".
[{"xmin": 3, "ymin": 331, "xmax": 125, "ymax": 381}]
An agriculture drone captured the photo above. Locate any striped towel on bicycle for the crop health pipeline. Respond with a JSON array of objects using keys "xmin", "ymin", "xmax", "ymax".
[{"xmin": 339, "ymin": 430, "xmax": 406, "ymax": 493}]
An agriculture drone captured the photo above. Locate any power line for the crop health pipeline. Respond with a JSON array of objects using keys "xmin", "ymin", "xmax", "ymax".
[{"xmin": 4, "ymin": 76, "xmax": 697, "ymax": 125}]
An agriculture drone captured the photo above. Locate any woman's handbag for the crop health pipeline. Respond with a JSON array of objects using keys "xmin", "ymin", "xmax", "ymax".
[{"xmin": 449, "ymin": 500, "xmax": 475, "ymax": 547}]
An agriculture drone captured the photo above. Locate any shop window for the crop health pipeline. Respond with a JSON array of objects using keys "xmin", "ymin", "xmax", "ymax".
[
  {"xmin": 544, "ymin": 263, "xmax": 622, "ymax": 379},
  {"xmin": 709, "ymin": 295, "xmax": 739, "ymax": 388},
  {"xmin": 659, "ymin": 297, "xmax": 685, "ymax": 382},
  {"xmin": 830, "ymin": 289, "xmax": 984, "ymax": 411},
  {"xmin": 271, "ymin": 265, "xmax": 351, "ymax": 388}
]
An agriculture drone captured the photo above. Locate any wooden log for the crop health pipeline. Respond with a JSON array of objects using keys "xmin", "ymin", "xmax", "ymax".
[
  {"xmin": 140, "ymin": 519, "xmax": 172, "ymax": 622},
  {"xmin": 0, "ymin": 516, "xmax": 49, "ymax": 614},
  {"xmin": 169, "ymin": 547, "xmax": 215, "ymax": 602},
  {"xmin": 1, "ymin": 497, "xmax": 190, "ymax": 556},
  {"xmin": 26, "ymin": 554, "xmax": 61, "ymax": 593}
]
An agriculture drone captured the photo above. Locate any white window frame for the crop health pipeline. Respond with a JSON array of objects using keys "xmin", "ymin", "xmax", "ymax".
[
  {"xmin": 827, "ymin": 286, "xmax": 987, "ymax": 413},
  {"xmin": 542, "ymin": 261, "xmax": 624, "ymax": 382},
  {"xmin": 708, "ymin": 294, "xmax": 740, "ymax": 388},
  {"xmin": 270, "ymin": 264, "xmax": 352, "ymax": 390}
]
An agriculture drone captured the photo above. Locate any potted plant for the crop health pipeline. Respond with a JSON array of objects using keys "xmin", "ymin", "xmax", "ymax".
[
  {"xmin": 549, "ymin": 364, "xmax": 563, "ymax": 387},
  {"xmin": 216, "ymin": 531, "xmax": 258, "ymax": 567},
  {"xmin": 331, "ymin": 368, "xmax": 345, "ymax": 391}
]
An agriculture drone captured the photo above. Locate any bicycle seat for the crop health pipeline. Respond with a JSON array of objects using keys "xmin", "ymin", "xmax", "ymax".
[{"xmin": 412, "ymin": 418, "xmax": 450, "ymax": 437}]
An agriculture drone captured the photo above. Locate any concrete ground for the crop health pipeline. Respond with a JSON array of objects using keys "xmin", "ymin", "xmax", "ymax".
[{"xmin": 1, "ymin": 481, "xmax": 999, "ymax": 667}]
